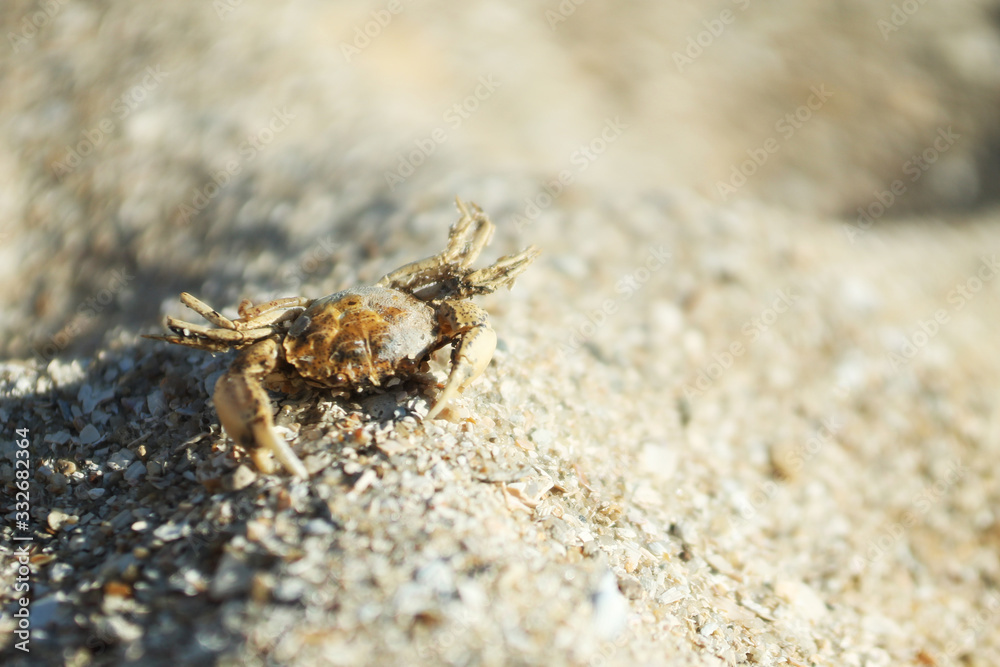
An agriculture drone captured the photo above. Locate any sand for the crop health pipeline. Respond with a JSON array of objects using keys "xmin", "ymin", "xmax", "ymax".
[{"xmin": 2, "ymin": 2, "xmax": 1000, "ymax": 665}]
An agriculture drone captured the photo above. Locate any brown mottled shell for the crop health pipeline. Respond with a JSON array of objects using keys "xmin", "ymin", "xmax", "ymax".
[{"xmin": 282, "ymin": 285, "xmax": 438, "ymax": 389}]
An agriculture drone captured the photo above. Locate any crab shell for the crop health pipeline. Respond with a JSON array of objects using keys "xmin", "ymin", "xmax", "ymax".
[{"xmin": 282, "ymin": 285, "xmax": 441, "ymax": 389}]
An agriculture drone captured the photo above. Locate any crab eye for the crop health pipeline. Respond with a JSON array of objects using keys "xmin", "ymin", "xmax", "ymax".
[
  {"xmin": 288, "ymin": 314, "xmax": 311, "ymax": 338},
  {"xmin": 334, "ymin": 373, "xmax": 348, "ymax": 384}
]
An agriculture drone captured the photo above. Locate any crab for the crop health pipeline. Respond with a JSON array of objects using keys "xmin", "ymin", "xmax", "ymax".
[{"xmin": 145, "ymin": 198, "xmax": 539, "ymax": 478}]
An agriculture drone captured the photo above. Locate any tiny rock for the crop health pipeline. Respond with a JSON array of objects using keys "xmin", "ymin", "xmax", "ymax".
[
  {"xmin": 230, "ymin": 464, "xmax": 257, "ymax": 491},
  {"xmin": 124, "ymin": 461, "xmax": 147, "ymax": 484},
  {"xmin": 79, "ymin": 424, "xmax": 101, "ymax": 446},
  {"xmin": 47, "ymin": 510, "xmax": 78, "ymax": 532}
]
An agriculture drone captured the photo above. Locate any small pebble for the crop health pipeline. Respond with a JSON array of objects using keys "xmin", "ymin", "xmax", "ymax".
[
  {"xmin": 47, "ymin": 510, "xmax": 78, "ymax": 532},
  {"xmin": 49, "ymin": 563, "xmax": 74, "ymax": 584},
  {"xmin": 79, "ymin": 424, "xmax": 101, "ymax": 446},
  {"xmin": 108, "ymin": 449, "xmax": 136, "ymax": 469},
  {"xmin": 146, "ymin": 390, "xmax": 167, "ymax": 418},
  {"xmin": 230, "ymin": 465, "xmax": 256, "ymax": 491},
  {"xmin": 124, "ymin": 461, "xmax": 147, "ymax": 484},
  {"xmin": 45, "ymin": 431, "xmax": 72, "ymax": 445},
  {"xmin": 153, "ymin": 522, "xmax": 188, "ymax": 542}
]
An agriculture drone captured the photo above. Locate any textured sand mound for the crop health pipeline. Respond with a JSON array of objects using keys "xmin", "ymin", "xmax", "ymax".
[{"xmin": 3, "ymin": 2, "xmax": 1000, "ymax": 665}]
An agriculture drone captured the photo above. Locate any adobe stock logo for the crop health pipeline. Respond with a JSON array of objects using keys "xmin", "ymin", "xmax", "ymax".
[
  {"xmin": 560, "ymin": 245, "xmax": 671, "ymax": 355},
  {"xmin": 511, "ymin": 117, "xmax": 629, "ymax": 231},
  {"xmin": 339, "ymin": 0, "xmax": 413, "ymax": 62},
  {"xmin": 886, "ymin": 254, "xmax": 999, "ymax": 371},
  {"xmin": 52, "ymin": 66, "xmax": 170, "ymax": 177},
  {"xmin": 844, "ymin": 126, "xmax": 960, "ymax": 243},
  {"xmin": 683, "ymin": 288, "xmax": 800, "ymax": 397},
  {"xmin": 672, "ymin": 0, "xmax": 753, "ymax": 72},
  {"xmin": 177, "ymin": 107, "xmax": 296, "ymax": 224},
  {"xmin": 877, "ymin": 0, "xmax": 929, "ymax": 39},
  {"xmin": 716, "ymin": 85, "xmax": 833, "ymax": 201},
  {"xmin": 383, "ymin": 76, "xmax": 501, "ymax": 191},
  {"xmin": 34, "ymin": 268, "xmax": 135, "ymax": 361},
  {"xmin": 7, "ymin": 0, "xmax": 71, "ymax": 53}
]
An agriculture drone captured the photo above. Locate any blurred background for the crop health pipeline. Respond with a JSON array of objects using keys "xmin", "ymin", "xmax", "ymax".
[
  {"xmin": 7, "ymin": 4, "xmax": 1000, "ymax": 663},
  {"xmin": 3, "ymin": 0, "xmax": 1000, "ymax": 360}
]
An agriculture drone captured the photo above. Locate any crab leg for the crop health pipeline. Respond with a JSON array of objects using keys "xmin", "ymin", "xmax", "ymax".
[
  {"xmin": 459, "ymin": 245, "xmax": 540, "ymax": 297},
  {"xmin": 141, "ymin": 332, "xmax": 235, "ymax": 354},
  {"xmin": 237, "ymin": 296, "xmax": 313, "ymax": 324},
  {"xmin": 181, "ymin": 292, "xmax": 237, "ymax": 329},
  {"xmin": 213, "ymin": 339, "xmax": 309, "ymax": 479},
  {"xmin": 426, "ymin": 300, "xmax": 497, "ymax": 420},
  {"xmin": 377, "ymin": 197, "xmax": 494, "ymax": 292},
  {"xmin": 451, "ymin": 197, "xmax": 495, "ymax": 269},
  {"xmin": 164, "ymin": 318, "xmax": 277, "ymax": 344},
  {"xmin": 143, "ymin": 319, "xmax": 277, "ymax": 352}
]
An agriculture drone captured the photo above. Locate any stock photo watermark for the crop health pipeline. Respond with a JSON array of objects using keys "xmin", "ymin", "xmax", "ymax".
[
  {"xmin": 545, "ymin": 0, "xmax": 589, "ymax": 30},
  {"xmin": 52, "ymin": 65, "xmax": 170, "ymax": 177},
  {"xmin": 672, "ymin": 0, "xmax": 752, "ymax": 72},
  {"xmin": 851, "ymin": 458, "xmax": 965, "ymax": 572},
  {"xmin": 177, "ymin": 107, "xmax": 296, "ymax": 224},
  {"xmin": 560, "ymin": 245, "xmax": 671, "ymax": 355},
  {"xmin": 683, "ymin": 288, "xmax": 800, "ymax": 397},
  {"xmin": 844, "ymin": 126, "xmax": 960, "ymax": 242},
  {"xmin": 512, "ymin": 116, "xmax": 629, "ymax": 230},
  {"xmin": 214, "ymin": 0, "xmax": 245, "ymax": 20},
  {"xmin": 584, "ymin": 618, "xmax": 637, "ymax": 666},
  {"xmin": 384, "ymin": 75, "xmax": 501, "ymax": 191},
  {"xmin": 877, "ymin": 0, "xmax": 929, "ymax": 39},
  {"xmin": 730, "ymin": 415, "xmax": 842, "ymax": 528},
  {"xmin": 728, "ymin": 381, "xmax": 857, "ymax": 532},
  {"xmin": 716, "ymin": 85, "xmax": 833, "ymax": 201},
  {"xmin": 8, "ymin": 427, "xmax": 34, "ymax": 653},
  {"xmin": 775, "ymin": 416, "xmax": 842, "ymax": 479},
  {"xmin": 934, "ymin": 592, "xmax": 1000, "ymax": 665},
  {"xmin": 259, "ymin": 236, "xmax": 340, "ymax": 302},
  {"xmin": 7, "ymin": 0, "xmax": 70, "ymax": 53},
  {"xmin": 33, "ymin": 268, "xmax": 135, "ymax": 361},
  {"xmin": 886, "ymin": 254, "xmax": 998, "ymax": 371},
  {"xmin": 340, "ymin": 0, "xmax": 413, "ymax": 62}
]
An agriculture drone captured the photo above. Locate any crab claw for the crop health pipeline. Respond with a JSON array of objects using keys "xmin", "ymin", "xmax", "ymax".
[
  {"xmin": 426, "ymin": 301, "xmax": 497, "ymax": 420},
  {"xmin": 213, "ymin": 339, "xmax": 309, "ymax": 479}
]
